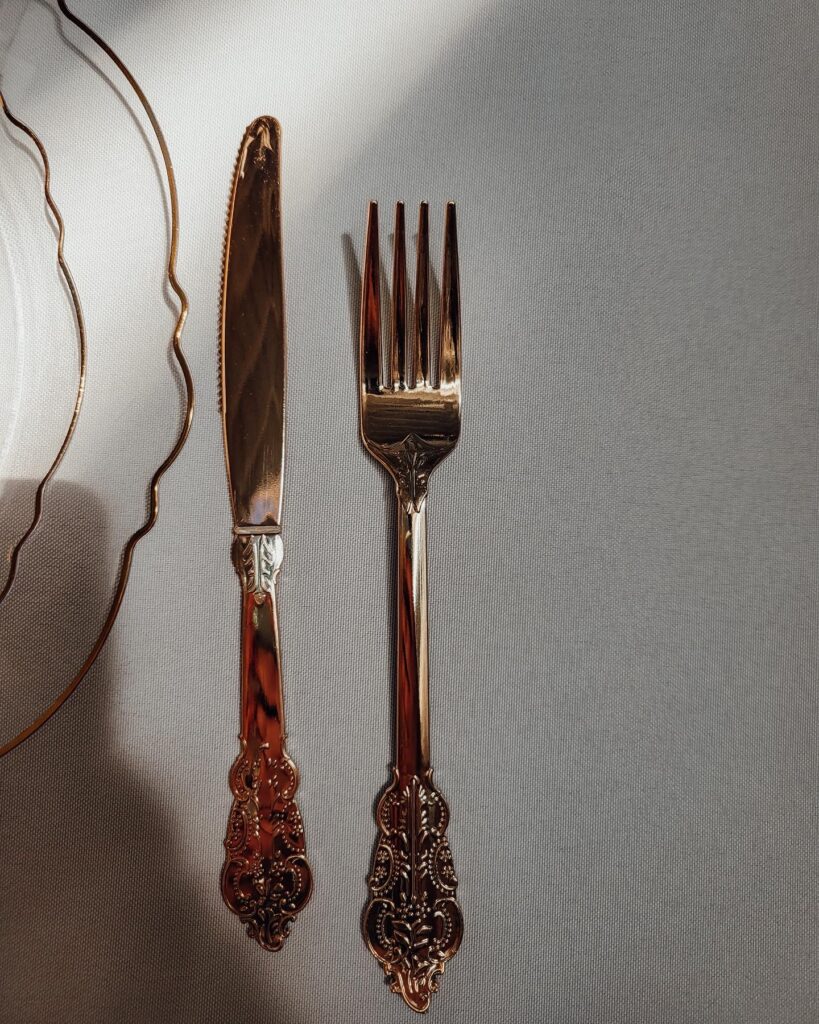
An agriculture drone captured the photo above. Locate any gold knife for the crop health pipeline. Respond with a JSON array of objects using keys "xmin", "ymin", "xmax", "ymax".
[{"xmin": 219, "ymin": 116, "xmax": 312, "ymax": 950}]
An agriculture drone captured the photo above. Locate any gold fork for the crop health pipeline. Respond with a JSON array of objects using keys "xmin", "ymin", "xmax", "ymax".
[{"xmin": 359, "ymin": 201, "xmax": 464, "ymax": 1012}]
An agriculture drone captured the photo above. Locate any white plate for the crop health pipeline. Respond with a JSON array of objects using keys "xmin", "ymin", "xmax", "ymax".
[
  {"xmin": 0, "ymin": 11, "xmax": 190, "ymax": 745},
  {"xmin": 0, "ymin": 205, "xmax": 23, "ymax": 480},
  {"xmin": 0, "ymin": 113, "xmax": 80, "ymax": 567}
]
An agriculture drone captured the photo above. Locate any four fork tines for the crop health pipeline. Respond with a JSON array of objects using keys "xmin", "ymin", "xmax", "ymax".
[{"xmin": 358, "ymin": 201, "xmax": 462, "ymax": 499}]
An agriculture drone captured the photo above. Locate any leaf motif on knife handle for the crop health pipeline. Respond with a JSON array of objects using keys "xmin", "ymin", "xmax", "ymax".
[{"xmin": 234, "ymin": 533, "xmax": 282, "ymax": 604}]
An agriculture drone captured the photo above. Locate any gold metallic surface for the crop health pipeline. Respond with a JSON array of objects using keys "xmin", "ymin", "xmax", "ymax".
[
  {"xmin": 221, "ymin": 535, "xmax": 311, "ymax": 949},
  {"xmin": 0, "ymin": 93, "xmax": 87, "ymax": 606},
  {"xmin": 359, "ymin": 202, "xmax": 463, "ymax": 1011},
  {"xmin": 219, "ymin": 118, "xmax": 311, "ymax": 948},
  {"xmin": 221, "ymin": 117, "xmax": 285, "ymax": 532},
  {"xmin": 0, "ymin": 1, "xmax": 193, "ymax": 758}
]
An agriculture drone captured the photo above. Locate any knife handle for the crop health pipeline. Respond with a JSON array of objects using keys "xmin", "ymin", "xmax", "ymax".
[{"xmin": 221, "ymin": 533, "xmax": 312, "ymax": 951}]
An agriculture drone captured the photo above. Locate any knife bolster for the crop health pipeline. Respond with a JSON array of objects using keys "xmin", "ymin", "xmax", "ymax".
[{"xmin": 233, "ymin": 532, "xmax": 283, "ymax": 606}]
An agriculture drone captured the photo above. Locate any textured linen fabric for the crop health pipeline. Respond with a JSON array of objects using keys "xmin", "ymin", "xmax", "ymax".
[{"xmin": 1, "ymin": 2, "xmax": 818, "ymax": 1022}]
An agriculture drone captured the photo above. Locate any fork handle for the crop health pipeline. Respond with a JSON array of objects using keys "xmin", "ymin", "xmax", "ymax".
[
  {"xmin": 395, "ymin": 496, "xmax": 430, "ymax": 776},
  {"xmin": 221, "ymin": 533, "xmax": 312, "ymax": 951},
  {"xmin": 363, "ymin": 491, "xmax": 463, "ymax": 1012}
]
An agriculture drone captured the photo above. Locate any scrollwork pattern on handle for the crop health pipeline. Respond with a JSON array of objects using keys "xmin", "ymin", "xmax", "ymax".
[
  {"xmin": 221, "ymin": 743, "xmax": 312, "ymax": 951},
  {"xmin": 364, "ymin": 771, "xmax": 463, "ymax": 1012}
]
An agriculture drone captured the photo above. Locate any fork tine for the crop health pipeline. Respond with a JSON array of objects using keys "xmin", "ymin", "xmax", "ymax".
[
  {"xmin": 391, "ymin": 202, "xmax": 407, "ymax": 389},
  {"xmin": 439, "ymin": 202, "xmax": 460, "ymax": 388},
  {"xmin": 413, "ymin": 202, "xmax": 429, "ymax": 387},
  {"xmin": 360, "ymin": 201, "xmax": 381, "ymax": 393}
]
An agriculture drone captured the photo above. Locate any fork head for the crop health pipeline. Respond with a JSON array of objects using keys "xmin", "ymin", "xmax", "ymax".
[{"xmin": 358, "ymin": 201, "xmax": 461, "ymax": 510}]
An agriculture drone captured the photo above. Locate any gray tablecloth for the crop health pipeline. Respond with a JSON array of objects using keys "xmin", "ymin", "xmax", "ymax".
[{"xmin": 1, "ymin": 2, "xmax": 817, "ymax": 1021}]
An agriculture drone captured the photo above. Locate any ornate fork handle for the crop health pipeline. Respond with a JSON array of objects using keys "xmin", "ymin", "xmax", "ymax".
[
  {"xmin": 364, "ymin": 487, "xmax": 463, "ymax": 1012},
  {"xmin": 365, "ymin": 768, "xmax": 462, "ymax": 1013},
  {"xmin": 221, "ymin": 534, "xmax": 312, "ymax": 951},
  {"xmin": 359, "ymin": 202, "xmax": 463, "ymax": 1009}
]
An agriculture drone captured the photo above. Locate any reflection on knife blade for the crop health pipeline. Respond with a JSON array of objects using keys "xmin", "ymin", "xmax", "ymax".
[{"xmin": 221, "ymin": 117, "xmax": 286, "ymax": 533}]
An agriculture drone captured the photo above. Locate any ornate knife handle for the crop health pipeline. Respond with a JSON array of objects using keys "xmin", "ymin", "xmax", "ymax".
[
  {"xmin": 364, "ymin": 492, "xmax": 463, "ymax": 1012},
  {"xmin": 221, "ymin": 533, "xmax": 312, "ymax": 951}
]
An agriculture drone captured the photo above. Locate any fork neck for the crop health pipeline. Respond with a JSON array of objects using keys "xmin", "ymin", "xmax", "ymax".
[{"xmin": 395, "ymin": 490, "xmax": 430, "ymax": 779}]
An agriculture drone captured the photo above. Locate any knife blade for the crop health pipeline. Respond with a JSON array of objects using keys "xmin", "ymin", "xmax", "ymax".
[
  {"xmin": 219, "ymin": 116, "xmax": 312, "ymax": 951},
  {"xmin": 221, "ymin": 116, "xmax": 285, "ymax": 531}
]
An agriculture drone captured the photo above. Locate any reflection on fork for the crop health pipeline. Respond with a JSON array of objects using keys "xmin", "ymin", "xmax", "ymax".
[{"xmin": 359, "ymin": 201, "xmax": 464, "ymax": 1013}]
